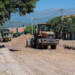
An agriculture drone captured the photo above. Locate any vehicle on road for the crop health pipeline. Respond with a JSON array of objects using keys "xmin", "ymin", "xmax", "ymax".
[
  {"xmin": 26, "ymin": 24, "xmax": 59, "ymax": 49},
  {"xmin": 1, "ymin": 29, "xmax": 11, "ymax": 42}
]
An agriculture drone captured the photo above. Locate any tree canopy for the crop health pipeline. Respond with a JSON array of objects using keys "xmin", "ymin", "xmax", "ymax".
[
  {"xmin": 47, "ymin": 15, "xmax": 75, "ymax": 39},
  {"xmin": 47, "ymin": 15, "xmax": 75, "ymax": 33},
  {"xmin": 24, "ymin": 25, "xmax": 35, "ymax": 34},
  {"xmin": 0, "ymin": 0, "xmax": 39, "ymax": 25}
]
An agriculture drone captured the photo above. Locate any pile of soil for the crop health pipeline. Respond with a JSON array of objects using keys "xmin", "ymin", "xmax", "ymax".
[{"xmin": 5, "ymin": 34, "xmax": 32, "ymax": 49}]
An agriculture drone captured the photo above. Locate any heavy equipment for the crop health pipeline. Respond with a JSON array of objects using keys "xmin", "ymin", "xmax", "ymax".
[{"xmin": 26, "ymin": 24, "xmax": 59, "ymax": 49}]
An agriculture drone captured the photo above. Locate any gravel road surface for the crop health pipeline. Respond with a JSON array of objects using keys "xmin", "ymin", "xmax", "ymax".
[{"xmin": 1, "ymin": 34, "xmax": 75, "ymax": 75}]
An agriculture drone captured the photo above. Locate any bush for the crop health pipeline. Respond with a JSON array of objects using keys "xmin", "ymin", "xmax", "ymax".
[{"xmin": 24, "ymin": 25, "xmax": 35, "ymax": 34}]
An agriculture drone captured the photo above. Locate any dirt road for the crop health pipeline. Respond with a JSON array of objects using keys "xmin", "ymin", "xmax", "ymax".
[
  {"xmin": 7, "ymin": 45, "xmax": 75, "ymax": 75},
  {"xmin": 1, "ymin": 35, "xmax": 75, "ymax": 75},
  {"xmin": 1, "ymin": 46, "xmax": 75, "ymax": 75}
]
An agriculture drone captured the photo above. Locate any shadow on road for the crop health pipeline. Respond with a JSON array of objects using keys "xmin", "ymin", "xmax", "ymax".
[
  {"xmin": 9, "ymin": 49, "xmax": 21, "ymax": 52},
  {"xmin": 0, "ymin": 45, "xmax": 5, "ymax": 48},
  {"xmin": 64, "ymin": 45, "xmax": 75, "ymax": 50}
]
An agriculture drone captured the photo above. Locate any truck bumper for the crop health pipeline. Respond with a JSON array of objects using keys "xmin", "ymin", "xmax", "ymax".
[
  {"xmin": 3, "ymin": 38, "xmax": 11, "ymax": 41},
  {"xmin": 39, "ymin": 38, "xmax": 59, "ymax": 45}
]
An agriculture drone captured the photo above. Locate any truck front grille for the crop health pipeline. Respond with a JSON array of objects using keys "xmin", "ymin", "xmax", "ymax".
[{"xmin": 47, "ymin": 34, "xmax": 53, "ymax": 39}]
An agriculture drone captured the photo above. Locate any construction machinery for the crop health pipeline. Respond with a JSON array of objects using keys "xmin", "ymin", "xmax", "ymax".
[{"xmin": 26, "ymin": 24, "xmax": 59, "ymax": 49}]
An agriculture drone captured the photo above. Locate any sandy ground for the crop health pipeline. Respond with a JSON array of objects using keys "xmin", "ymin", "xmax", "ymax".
[
  {"xmin": 1, "ymin": 34, "xmax": 75, "ymax": 75},
  {"xmin": 10, "ymin": 47, "xmax": 75, "ymax": 75},
  {"xmin": 0, "ymin": 48, "xmax": 11, "ymax": 75}
]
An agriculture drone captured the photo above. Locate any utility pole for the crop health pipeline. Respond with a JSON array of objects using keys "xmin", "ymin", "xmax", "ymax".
[
  {"xmin": 30, "ymin": 15, "xmax": 34, "ymax": 34},
  {"xmin": 23, "ymin": 24, "xmax": 24, "ymax": 34},
  {"xmin": 59, "ymin": 9, "xmax": 64, "ymax": 39}
]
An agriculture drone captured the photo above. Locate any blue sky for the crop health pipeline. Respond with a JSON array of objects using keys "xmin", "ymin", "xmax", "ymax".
[
  {"xmin": 11, "ymin": 0, "xmax": 75, "ymax": 21},
  {"xmin": 35, "ymin": 0, "xmax": 75, "ymax": 11},
  {"xmin": 4, "ymin": 0, "xmax": 75, "ymax": 27}
]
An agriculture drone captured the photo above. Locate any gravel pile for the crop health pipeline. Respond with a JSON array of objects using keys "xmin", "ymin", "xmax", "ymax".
[{"xmin": 5, "ymin": 34, "xmax": 32, "ymax": 50}]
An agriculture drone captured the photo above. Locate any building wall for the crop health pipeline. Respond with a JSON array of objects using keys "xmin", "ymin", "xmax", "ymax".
[
  {"xmin": 10, "ymin": 27, "xmax": 24, "ymax": 33},
  {"xmin": 63, "ymin": 32, "xmax": 75, "ymax": 40}
]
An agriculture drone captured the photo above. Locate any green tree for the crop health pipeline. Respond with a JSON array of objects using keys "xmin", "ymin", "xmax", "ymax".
[
  {"xmin": 47, "ymin": 15, "xmax": 75, "ymax": 39},
  {"xmin": 24, "ymin": 25, "xmax": 35, "ymax": 34},
  {"xmin": 0, "ymin": 0, "xmax": 39, "ymax": 25}
]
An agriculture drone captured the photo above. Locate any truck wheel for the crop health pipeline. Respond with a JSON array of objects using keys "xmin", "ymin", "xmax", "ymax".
[
  {"xmin": 36, "ymin": 41, "xmax": 41, "ymax": 49},
  {"xmin": 36, "ymin": 45, "xmax": 39, "ymax": 49},
  {"xmin": 31, "ymin": 39, "xmax": 36, "ymax": 48},
  {"xmin": 51, "ymin": 45, "xmax": 56, "ymax": 49},
  {"xmin": 36, "ymin": 43, "xmax": 41, "ymax": 49},
  {"xmin": 44, "ymin": 45, "xmax": 48, "ymax": 49}
]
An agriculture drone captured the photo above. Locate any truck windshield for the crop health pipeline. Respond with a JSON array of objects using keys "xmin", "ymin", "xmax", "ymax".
[{"xmin": 39, "ymin": 25, "xmax": 51, "ymax": 31}]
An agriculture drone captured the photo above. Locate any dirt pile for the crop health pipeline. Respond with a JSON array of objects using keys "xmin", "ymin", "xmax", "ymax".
[{"xmin": 6, "ymin": 34, "xmax": 32, "ymax": 49}]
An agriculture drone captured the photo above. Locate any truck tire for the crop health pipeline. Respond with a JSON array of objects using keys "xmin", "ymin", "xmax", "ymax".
[
  {"xmin": 44, "ymin": 45, "xmax": 48, "ymax": 49},
  {"xmin": 36, "ymin": 44, "xmax": 39, "ymax": 49},
  {"xmin": 31, "ymin": 39, "xmax": 36, "ymax": 48},
  {"xmin": 51, "ymin": 45, "xmax": 56, "ymax": 49},
  {"xmin": 36, "ymin": 40, "xmax": 41, "ymax": 49},
  {"xmin": 36, "ymin": 43, "xmax": 41, "ymax": 49}
]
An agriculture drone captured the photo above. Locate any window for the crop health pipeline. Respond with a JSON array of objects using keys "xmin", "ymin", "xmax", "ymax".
[{"xmin": 39, "ymin": 25, "xmax": 51, "ymax": 31}]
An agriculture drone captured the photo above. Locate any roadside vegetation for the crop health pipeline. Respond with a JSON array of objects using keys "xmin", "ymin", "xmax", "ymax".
[
  {"xmin": 24, "ymin": 25, "xmax": 35, "ymax": 34},
  {"xmin": 47, "ymin": 15, "xmax": 75, "ymax": 39},
  {"xmin": 0, "ymin": 0, "xmax": 39, "ymax": 25},
  {"xmin": 0, "ymin": 0, "xmax": 39, "ymax": 39}
]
